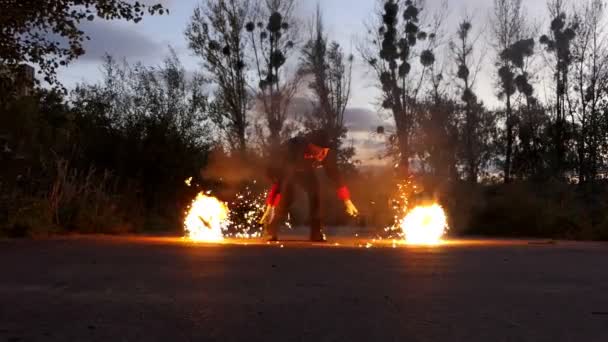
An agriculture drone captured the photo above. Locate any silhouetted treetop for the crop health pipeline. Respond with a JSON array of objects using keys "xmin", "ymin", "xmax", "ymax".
[
  {"xmin": 500, "ymin": 38, "xmax": 534, "ymax": 68},
  {"xmin": 0, "ymin": 0, "xmax": 166, "ymax": 85}
]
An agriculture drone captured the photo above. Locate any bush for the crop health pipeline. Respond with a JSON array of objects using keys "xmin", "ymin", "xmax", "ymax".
[
  {"xmin": 2, "ymin": 197, "xmax": 56, "ymax": 238},
  {"xmin": 46, "ymin": 159, "xmax": 145, "ymax": 234},
  {"xmin": 1, "ymin": 53, "xmax": 211, "ymax": 237},
  {"xmin": 457, "ymin": 181, "xmax": 608, "ymax": 240}
]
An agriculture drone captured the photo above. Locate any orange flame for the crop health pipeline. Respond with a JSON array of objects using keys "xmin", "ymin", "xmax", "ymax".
[
  {"xmin": 400, "ymin": 204, "xmax": 448, "ymax": 245},
  {"xmin": 184, "ymin": 193, "xmax": 230, "ymax": 242}
]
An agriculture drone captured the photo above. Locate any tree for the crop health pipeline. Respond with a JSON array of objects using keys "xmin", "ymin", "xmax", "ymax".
[
  {"xmin": 246, "ymin": 0, "xmax": 300, "ymax": 151},
  {"xmin": 500, "ymin": 37, "xmax": 541, "ymax": 179},
  {"xmin": 186, "ymin": 0, "xmax": 251, "ymax": 154},
  {"xmin": 0, "ymin": 0, "xmax": 165, "ymax": 86},
  {"xmin": 418, "ymin": 71, "xmax": 459, "ymax": 181},
  {"xmin": 487, "ymin": 1, "xmax": 546, "ymax": 180},
  {"xmin": 507, "ymin": 39, "xmax": 548, "ymax": 181},
  {"xmin": 360, "ymin": 0, "xmax": 437, "ymax": 176},
  {"xmin": 490, "ymin": 0, "xmax": 527, "ymax": 182},
  {"xmin": 450, "ymin": 18, "xmax": 487, "ymax": 183},
  {"xmin": 540, "ymin": 0, "xmax": 578, "ymax": 178},
  {"xmin": 71, "ymin": 52, "xmax": 210, "ymax": 212},
  {"xmin": 410, "ymin": 2, "xmax": 457, "ymax": 182},
  {"xmin": 300, "ymin": 5, "xmax": 355, "ymax": 167},
  {"xmin": 1, "ymin": 51, "xmax": 211, "ymax": 234},
  {"xmin": 570, "ymin": 0, "xmax": 608, "ymax": 183}
]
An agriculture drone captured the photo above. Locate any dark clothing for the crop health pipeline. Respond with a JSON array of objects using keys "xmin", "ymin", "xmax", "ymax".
[
  {"xmin": 271, "ymin": 136, "xmax": 345, "ymax": 190},
  {"xmin": 266, "ymin": 169, "xmax": 322, "ymax": 239},
  {"xmin": 266, "ymin": 136, "xmax": 349, "ymax": 239}
]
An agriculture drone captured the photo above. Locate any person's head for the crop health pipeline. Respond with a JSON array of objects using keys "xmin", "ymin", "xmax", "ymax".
[
  {"xmin": 305, "ymin": 143, "xmax": 329, "ymax": 162},
  {"xmin": 304, "ymin": 130, "xmax": 331, "ymax": 162}
]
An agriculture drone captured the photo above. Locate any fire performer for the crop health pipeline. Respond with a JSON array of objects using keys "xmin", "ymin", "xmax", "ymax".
[{"xmin": 259, "ymin": 131, "xmax": 359, "ymax": 242}]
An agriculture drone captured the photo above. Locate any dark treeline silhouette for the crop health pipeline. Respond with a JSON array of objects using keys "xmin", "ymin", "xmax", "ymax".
[{"xmin": 2, "ymin": 0, "xmax": 608, "ymax": 240}]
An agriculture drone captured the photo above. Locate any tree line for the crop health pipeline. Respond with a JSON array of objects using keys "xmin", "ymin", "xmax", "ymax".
[
  {"xmin": 2, "ymin": 0, "xmax": 608, "ymax": 239},
  {"xmin": 363, "ymin": 0, "xmax": 608, "ymax": 186},
  {"xmin": 188, "ymin": 0, "xmax": 608, "ymax": 187}
]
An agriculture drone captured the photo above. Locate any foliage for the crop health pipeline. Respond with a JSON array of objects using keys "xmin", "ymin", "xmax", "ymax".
[
  {"xmin": 450, "ymin": 19, "xmax": 495, "ymax": 183},
  {"xmin": 70, "ymin": 53, "xmax": 210, "ymax": 217},
  {"xmin": 457, "ymin": 181, "xmax": 608, "ymax": 240},
  {"xmin": 5, "ymin": 0, "xmax": 608, "ymax": 241},
  {"xmin": 1, "ymin": 53, "xmax": 211, "ymax": 235},
  {"xmin": 186, "ymin": 0, "xmax": 251, "ymax": 153},
  {"xmin": 540, "ymin": 1, "xmax": 579, "ymax": 177},
  {"xmin": 246, "ymin": 0, "xmax": 300, "ymax": 150},
  {"xmin": 361, "ymin": 0, "xmax": 438, "ymax": 174},
  {"xmin": 300, "ymin": 6, "xmax": 356, "ymax": 170},
  {"xmin": 0, "ymin": 0, "xmax": 165, "ymax": 85}
]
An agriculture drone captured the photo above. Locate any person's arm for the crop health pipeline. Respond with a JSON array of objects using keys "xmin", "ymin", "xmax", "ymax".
[
  {"xmin": 323, "ymin": 150, "xmax": 359, "ymax": 216},
  {"xmin": 260, "ymin": 182, "xmax": 279, "ymax": 225},
  {"xmin": 260, "ymin": 141, "xmax": 297, "ymax": 224},
  {"xmin": 265, "ymin": 182, "xmax": 282, "ymax": 207}
]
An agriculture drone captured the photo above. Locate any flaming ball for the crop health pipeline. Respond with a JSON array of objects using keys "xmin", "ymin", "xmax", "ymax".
[
  {"xmin": 184, "ymin": 193, "xmax": 230, "ymax": 242},
  {"xmin": 400, "ymin": 204, "xmax": 448, "ymax": 245}
]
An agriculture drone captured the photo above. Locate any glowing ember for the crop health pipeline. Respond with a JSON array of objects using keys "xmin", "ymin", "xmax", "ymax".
[
  {"xmin": 184, "ymin": 193, "xmax": 230, "ymax": 242},
  {"xmin": 400, "ymin": 204, "xmax": 448, "ymax": 245},
  {"xmin": 224, "ymin": 183, "xmax": 265, "ymax": 239}
]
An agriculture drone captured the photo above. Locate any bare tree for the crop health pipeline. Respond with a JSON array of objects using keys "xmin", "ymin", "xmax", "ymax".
[
  {"xmin": 414, "ymin": 2, "xmax": 458, "ymax": 181},
  {"xmin": 360, "ymin": 0, "xmax": 437, "ymax": 176},
  {"xmin": 490, "ymin": 0, "xmax": 526, "ymax": 182},
  {"xmin": 186, "ymin": 0, "xmax": 251, "ymax": 154},
  {"xmin": 450, "ymin": 17, "xmax": 486, "ymax": 183},
  {"xmin": 569, "ymin": 0, "xmax": 608, "ymax": 183},
  {"xmin": 540, "ymin": 0, "xmax": 578, "ymax": 178},
  {"xmin": 418, "ymin": 71, "xmax": 459, "ymax": 181},
  {"xmin": 508, "ymin": 36, "xmax": 547, "ymax": 179},
  {"xmin": 299, "ymin": 5, "xmax": 354, "ymax": 165},
  {"xmin": 246, "ymin": 0, "xmax": 300, "ymax": 151}
]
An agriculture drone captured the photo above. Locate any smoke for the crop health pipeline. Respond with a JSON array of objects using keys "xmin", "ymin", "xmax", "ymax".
[{"xmin": 203, "ymin": 150, "xmax": 263, "ymax": 183}]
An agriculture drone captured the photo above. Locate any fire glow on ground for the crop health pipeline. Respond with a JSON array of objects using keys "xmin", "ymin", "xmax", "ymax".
[{"xmin": 183, "ymin": 191, "xmax": 450, "ymax": 247}]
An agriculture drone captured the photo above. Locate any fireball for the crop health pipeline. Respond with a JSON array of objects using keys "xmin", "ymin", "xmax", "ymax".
[
  {"xmin": 400, "ymin": 204, "xmax": 448, "ymax": 245},
  {"xmin": 184, "ymin": 193, "xmax": 230, "ymax": 242}
]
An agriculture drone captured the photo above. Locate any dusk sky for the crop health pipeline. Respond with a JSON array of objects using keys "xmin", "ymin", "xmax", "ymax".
[{"xmin": 57, "ymin": 0, "xmax": 550, "ymax": 164}]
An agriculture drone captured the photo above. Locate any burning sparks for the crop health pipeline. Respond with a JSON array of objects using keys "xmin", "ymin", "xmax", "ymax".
[
  {"xmin": 184, "ymin": 181, "xmax": 266, "ymax": 242},
  {"xmin": 184, "ymin": 193, "xmax": 230, "ymax": 242},
  {"xmin": 223, "ymin": 183, "xmax": 265, "ymax": 239},
  {"xmin": 400, "ymin": 204, "xmax": 448, "ymax": 245},
  {"xmin": 183, "ymin": 176, "xmax": 448, "ymax": 247},
  {"xmin": 382, "ymin": 178, "xmax": 449, "ymax": 246}
]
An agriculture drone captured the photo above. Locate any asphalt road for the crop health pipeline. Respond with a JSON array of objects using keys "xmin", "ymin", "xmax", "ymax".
[{"xmin": 1, "ymin": 236, "xmax": 607, "ymax": 342}]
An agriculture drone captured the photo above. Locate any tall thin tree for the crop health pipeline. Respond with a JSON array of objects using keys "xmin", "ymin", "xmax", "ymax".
[
  {"xmin": 360, "ymin": 0, "xmax": 437, "ymax": 176},
  {"xmin": 246, "ymin": 0, "xmax": 300, "ymax": 151},
  {"xmin": 490, "ymin": 0, "xmax": 526, "ymax": 182},
  {"xmin": 186, "ymin": 0, "xmax": 251, "ymax": 153},
  {"xmin": 450, "ymin": 18, "xmax": 485, "ymax": 183},
  {"xmin": 570, "ymin": 0, "xmax": 608, "ymax": 183},
  {"xmin": 300, "ymin": 5, "xmax": 354, "ymax": 165},
  {"xmin": 540, "ymin": 0, "xmax": 578, "ymax": 178}
]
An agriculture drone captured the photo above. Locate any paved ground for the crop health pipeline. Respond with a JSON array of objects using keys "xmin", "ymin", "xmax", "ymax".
[{"xmin": 1, "ymin": 235, "xmax": 608, "ymax": 342}]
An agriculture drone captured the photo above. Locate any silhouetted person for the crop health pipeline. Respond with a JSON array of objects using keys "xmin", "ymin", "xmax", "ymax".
[{"xmin": 260, "ymin": 130, "xmax": 359, "ymax": 242}]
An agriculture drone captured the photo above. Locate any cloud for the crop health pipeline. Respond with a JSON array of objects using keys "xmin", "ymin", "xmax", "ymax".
[
  {"xmin": 348, "ymin": 132, "xmax": 387, "ymax": 163},
  {"xmin": 344, "ymin": 107, "xmax": 392, "ymax": 133},
  {"xmin": 280, "ymin": 102, "xmax": 392, "ymax": 136},
  {"xmin": 341, "ymin": 108, "xmax": 395, "ymax": 163},
  {"xmin": 78, "ymin": 20, "xmax": 164, "ymax": 62}
]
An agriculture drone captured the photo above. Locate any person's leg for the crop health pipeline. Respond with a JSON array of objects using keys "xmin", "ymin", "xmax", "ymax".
[
  {"xmin": 299, "ymin": 172, "xmax": 324, "ymax": 241},
  {"xmin": 266, "ymin": 182, "xmax": 294, "ymax": 241}
]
